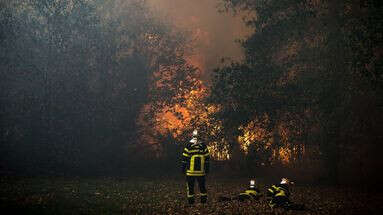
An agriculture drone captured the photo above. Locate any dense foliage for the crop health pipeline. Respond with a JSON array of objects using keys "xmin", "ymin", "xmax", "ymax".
[
  {"xmin": 208, "ymin": 0, "xmax": 382, "ymax": 184},
  {"xmin": 1, "ymin": 0, "xmax": 382, "ymax": 187},
  {"xmin": 0, "ymin": 0, "xmax": 193, "ymax": 175}
]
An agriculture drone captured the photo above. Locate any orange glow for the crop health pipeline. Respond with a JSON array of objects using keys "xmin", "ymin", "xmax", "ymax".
[
  {"xmin": 135, "ymin": 0, "xmax": 255, "ymax": 159},
  {"xmin": 143, "ymin": 57, "xmax": 230, "ymax": 159},
  {"xmin": 155, "ymin": 105, "xmax": 191, "ymax": 137},
  {"xmin": 147, "ymin": 0, "xmax": 252, "ymax": 75},
  {"xmin": 275, "ymin": 119, "xmax": 305, "ymax": 164},
  {"xmin": 185, "ymin": 55, "xmax": 204, "ymax": 76},
  {"xmin": 153, "ymin": 78, "xmax": 207, "ymax": 136},
  {"xmin": 237, "ymin": 116, "xmax": 271, "ymax": 154},
  {"xmin": 278, "ymin": 147, "xmax": 291, "ymax": 165},
  {"xmin": 237, "ymin": 115, "xmax": 306, "ymax": 165},
  {"xmin": 208, "ymin": 142, "xmax": 230, "ymax": 160}
]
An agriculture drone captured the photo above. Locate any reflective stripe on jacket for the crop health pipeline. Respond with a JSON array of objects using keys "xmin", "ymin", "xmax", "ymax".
[
  {"xmin": 239, "ymin": 189, "xmax": 260, "ymax": 199},
  {"xmin": 267, "ymin": 184, "xmax": 290, "ymax": 198},
  {"xmin": 182, "ymin": 142, "xmax": 210, "ymax": 176}
]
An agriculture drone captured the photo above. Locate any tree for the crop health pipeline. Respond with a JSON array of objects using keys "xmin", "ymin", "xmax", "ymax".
[
  {"xmin": 0, "ymin": 0, "xmax": 195, "ymax": 175},
  {"xmin": 210, "ymin": 0, "xmax": 382, "ymax": 183}
]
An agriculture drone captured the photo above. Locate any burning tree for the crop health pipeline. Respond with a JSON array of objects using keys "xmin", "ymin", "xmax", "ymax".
[{"xmin": 207, "ymin": 0, "xmax": 383, "ymax": 183}]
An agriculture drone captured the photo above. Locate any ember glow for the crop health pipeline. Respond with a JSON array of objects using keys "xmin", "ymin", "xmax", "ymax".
[
  {"xmin": 130, "ymin": 0, "xmax": 254, "ymax": 159},
  {"xmin": 208, "ymin": 143, "xmax": 231, "ymax": 160},
  {"xmin": 0, "ymin": 0, "xmax": 381, "ymax": 203},
  {"xmin": 137, "ymin": 0, "xmax": 311, "ymax": 163},
  {"xmin": 154, "ymin": 87, "xmax": 206, "ymax": 138},
  {"xmin": 236, "ymin": 116, "xmax": 307, "ymax": 165},
  {"xmin": 238, "ymin": 117, "xmax": 272, "ymax": 154}
]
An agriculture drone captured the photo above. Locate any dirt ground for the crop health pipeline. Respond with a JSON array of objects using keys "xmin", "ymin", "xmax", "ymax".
[{"xmin": 0, "ymin": 176, "xmax": 381, "ymax": 214}]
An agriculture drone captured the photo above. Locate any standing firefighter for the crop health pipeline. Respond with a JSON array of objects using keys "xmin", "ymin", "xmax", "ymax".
[{"xmin": 182, "ymin": 129, "xmax": 210, "ymax": 204}]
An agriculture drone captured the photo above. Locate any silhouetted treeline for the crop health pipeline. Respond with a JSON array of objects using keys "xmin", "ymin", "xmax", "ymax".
[
  {"xmin": 1, "ymin": 0, "xmax": 382, "ymax": 185},
  {"xmin": 207, "ymin": 0, "xmax": 382, "ymax": 184},
  {"xmin": 0, "ymin": 0, "xmax": 192, "ymax": 176}
]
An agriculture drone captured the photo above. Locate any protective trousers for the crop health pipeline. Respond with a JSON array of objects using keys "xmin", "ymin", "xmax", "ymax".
[
  {"xmin": 269, "ymin": 195, "xmax": 290, "ymax": 208},
  {"xmin": 186, "ymin": 176, "xmax": 207, "ymax": 204}
]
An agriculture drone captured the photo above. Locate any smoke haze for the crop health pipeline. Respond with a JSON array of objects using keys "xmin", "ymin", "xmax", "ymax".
[{"xmin": 147, "ymin": 0, "xmax": 252, "ymax": 80}]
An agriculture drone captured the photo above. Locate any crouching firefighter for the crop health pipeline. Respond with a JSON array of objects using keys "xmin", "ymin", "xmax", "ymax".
[
  {"xmin": 182, "ymin": 129, "xmax": 210, "ymax": 204},
  {"xmin": 218, "ymin": 179, "xmax": 262, "ymax": 202},
  {"xmin": 266, "ymin": 178, "xmax": 305, "ymax": 210}
]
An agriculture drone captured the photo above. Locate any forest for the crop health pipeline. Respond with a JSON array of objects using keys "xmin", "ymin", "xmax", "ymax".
[{"xmin": 0, "ymin": 0, "xmax": 382, "ymax": 214}]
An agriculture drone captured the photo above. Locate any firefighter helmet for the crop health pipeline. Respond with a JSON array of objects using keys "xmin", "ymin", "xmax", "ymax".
[
  {"xmin": 250, "ymin": 179, "xmax": 256, "ymax": 188},
  {"xmin": 280, "ymin": 178, "xmax": 290, "ymax": 184},
  {"xmin": 189, "ymin": 137, "xmax": 197, "ymax": 144},
  {"xmin": 192, "ymin": 129, "xmax": 198, "ymax": 137}
]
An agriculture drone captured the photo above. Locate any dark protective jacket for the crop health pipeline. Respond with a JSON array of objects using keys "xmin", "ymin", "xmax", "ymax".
[
  {"xmin": 266, "ymin": 184, "xmax": 306, "ymax": 210},
  {"xmin": 266, "ymin": 184, "xmax": 291, "ymax": 208},
  {"xmin": 267, "ymin": 184, "xmax": 290, "ymax": 198},
  {"xmin": 182, "ymin": 142, "xmax": 210, "ymax": 176},
  {"xmin": 218, "ymin": 187, "xmax": 261, "ymax": 202},
  {"xmin": 238, "ymin": 187, "xmax": 261, "ymax": 201}
]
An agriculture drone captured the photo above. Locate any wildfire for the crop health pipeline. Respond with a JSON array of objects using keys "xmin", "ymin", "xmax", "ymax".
[
  {"xmin": 154, "ymin": 88, "xmax": 205, "ymax": 138},
  {"xmin": 278, "ymin": 147, "xmax": 291, "ymax": 165},
  {"xmin": 155, "ymin": 105, "xmax": 190, "ymax": 137},
  {"xmin": 136, "ymin": 5, "xmax": 302, "ymax": 162},
  {"xmin": 207, "ymin": 142, "xmax": 230, "ymax": 160},
  {"xmin": 140, "ymin": 51, "xmax": 234, "ymax": 160},
  {"xmin": 237, "ymin": 116, "xmax": 271, "ymax": 154},
  {"xmin": 237, "ymin": 115, "xmax": 306, "ymax": 165}
]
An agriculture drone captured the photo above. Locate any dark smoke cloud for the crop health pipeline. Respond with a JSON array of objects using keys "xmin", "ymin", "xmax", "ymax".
[{"xmin": 147, "ymin": 0, "xmax": 252, "ymax": 80}]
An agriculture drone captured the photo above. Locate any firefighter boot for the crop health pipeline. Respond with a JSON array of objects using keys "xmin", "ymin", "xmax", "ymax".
[
  {"xmin": 188, "ymin": 196, "xmax": 195, "ymax": 205},
  {"xmin": 201, "ymin": 193, "xmax": 207, "ymax": 203}
]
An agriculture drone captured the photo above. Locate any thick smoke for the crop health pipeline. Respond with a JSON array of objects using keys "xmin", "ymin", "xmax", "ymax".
[{"xmin": 147, "ymin": 0, "xmax": 252, "ymax": 80}]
